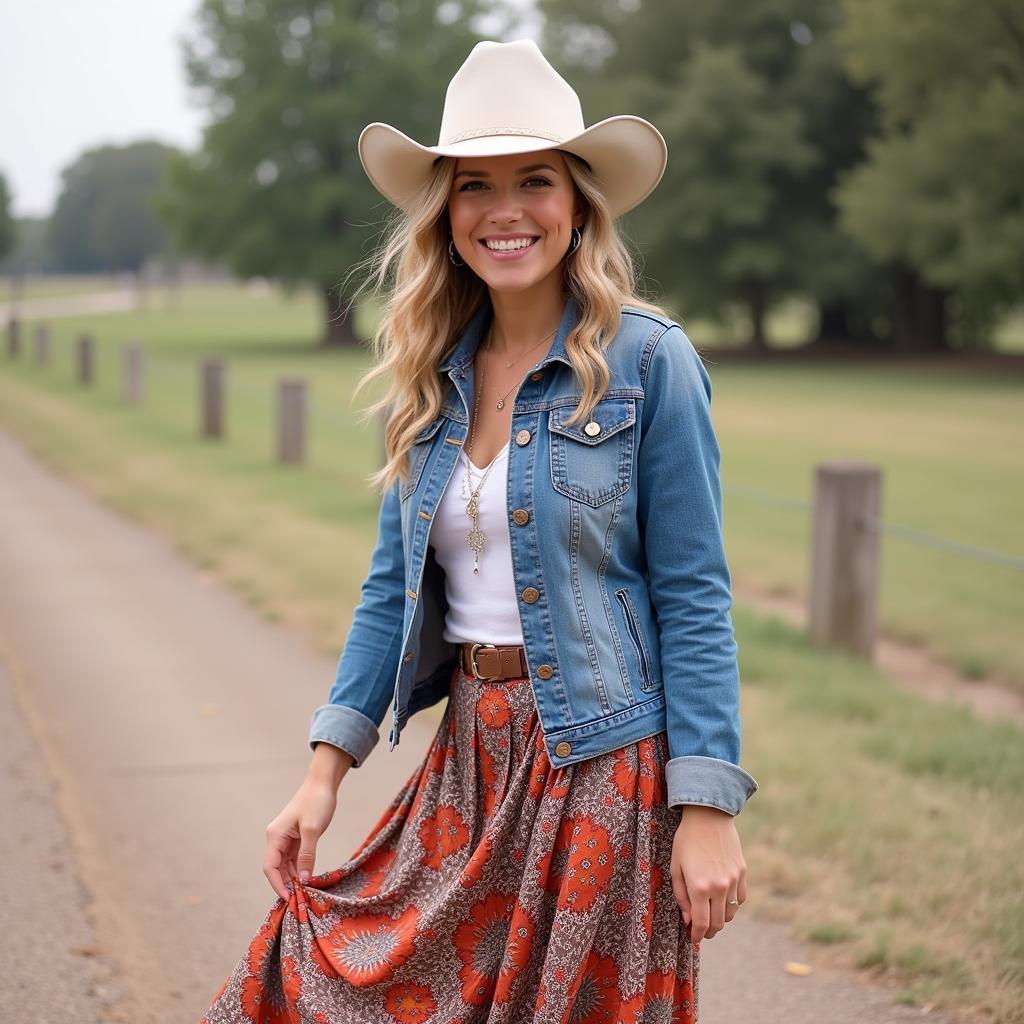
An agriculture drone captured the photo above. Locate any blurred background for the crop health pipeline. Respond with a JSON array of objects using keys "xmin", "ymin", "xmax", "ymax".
[{"xmin": 0, "ymin": 2, "xmax": 1022, "ymax": 1023}]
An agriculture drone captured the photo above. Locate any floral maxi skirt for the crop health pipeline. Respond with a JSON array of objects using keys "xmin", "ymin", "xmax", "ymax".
[{"xmin": 200, "ymin": 663, "xmax": 699, "ymax": 1023}]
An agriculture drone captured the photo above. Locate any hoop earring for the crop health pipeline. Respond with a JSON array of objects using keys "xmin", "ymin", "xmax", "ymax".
[
  {"xmin": 567, "ymin": 226, "xmax": 582, "ymax": 256},
  {"xmin": 448, "ymin": 239, "xmax": 465, "ymax": 267}
]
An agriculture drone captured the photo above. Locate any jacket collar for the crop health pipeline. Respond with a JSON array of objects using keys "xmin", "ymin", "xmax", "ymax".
[{"xmin": 439, "ymin": 291, "xmax": 581, "ymax": 375}]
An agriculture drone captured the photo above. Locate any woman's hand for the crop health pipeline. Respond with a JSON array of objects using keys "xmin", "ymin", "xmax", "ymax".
[
  {"xmin": 263, "ymin": 777, "xmax": 340, "ymax": 901},
  {"xmin": 670, "ymin": 804, "xmax": 748, "ymax": 945}
]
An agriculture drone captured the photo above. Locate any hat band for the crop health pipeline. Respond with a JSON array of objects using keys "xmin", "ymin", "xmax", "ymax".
[{"xmin": 440, "ymin": 125, "xmax": 566, "ymax": 145}]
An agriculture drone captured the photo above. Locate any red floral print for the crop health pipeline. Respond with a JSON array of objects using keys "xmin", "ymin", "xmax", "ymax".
[
  {"xmin": 199, "ymin": 664, "xmax": 698, "ymax": 1024},
  {"xmin": 418, "ymin": 803, "xmax": 470, "ymax": 869},
  {"xmin": 383, "ymin": 980, "xmax": 437, "ymax": 1022},
  {"xmin": 311, "ymin": 905, "xmax": 420, "ymax": 986},
  {"xmin": 562, "ymin": 950, "xmax": 620, "ymax": 1024},
  {"xmin": 452, "ymin": 891, "xmax": 517, "ymax": 1005},
  {"xmin": 477, "ymin": 686, "xmax": 510, "ymax": 728}
]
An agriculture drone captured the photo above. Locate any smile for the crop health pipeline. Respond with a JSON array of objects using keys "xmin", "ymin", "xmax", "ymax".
[{"xmin": 480, "ymin": 236, "xmax": 540, "ymax": 256}]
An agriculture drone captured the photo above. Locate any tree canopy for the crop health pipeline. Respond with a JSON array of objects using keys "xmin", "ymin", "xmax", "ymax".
[
  {"xmin": 48, "ymin": 141, "xmax": 179, "ymax": 273},
  {"xmin": 158, "ymin": 0, "xmax": 503, "ymax": 345},
  {"xmin": 0, "ymin": 173, "xmax": 15, "ymax": 266}
]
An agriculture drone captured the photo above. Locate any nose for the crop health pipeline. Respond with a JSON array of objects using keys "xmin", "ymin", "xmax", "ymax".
[{"xmin": 486, "ymin": 183, "xmax": 523, "ymax": 224}]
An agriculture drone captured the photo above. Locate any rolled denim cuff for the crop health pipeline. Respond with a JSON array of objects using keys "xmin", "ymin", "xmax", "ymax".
[
  {"xmin": 308, "ymin": 703, "xmax": 380, "ymax": 768},
  {"xmin": 665, "ymin": 754, "xmax": 759, "ymax": 816}
]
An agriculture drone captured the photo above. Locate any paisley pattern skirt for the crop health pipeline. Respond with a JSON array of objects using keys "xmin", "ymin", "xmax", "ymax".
[{"xmin": 199, "ymin": 662, "xmax": 699, "ymax": 1023}]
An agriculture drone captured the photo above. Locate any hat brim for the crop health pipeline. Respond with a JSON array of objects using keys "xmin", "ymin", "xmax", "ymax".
[{"xmin": 358, "ymin": 115, "xmax": 667, "ymax": 219}]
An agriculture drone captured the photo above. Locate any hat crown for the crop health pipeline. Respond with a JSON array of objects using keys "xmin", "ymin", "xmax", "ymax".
[{"xmin": 437, "ymin": 39, "xmax": 585, "ymax": 147}]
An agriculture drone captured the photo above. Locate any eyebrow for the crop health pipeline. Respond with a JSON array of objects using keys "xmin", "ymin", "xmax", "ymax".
[{"xmin": 453, "ymin": 162, "xmax": 559, "ymax": 181}]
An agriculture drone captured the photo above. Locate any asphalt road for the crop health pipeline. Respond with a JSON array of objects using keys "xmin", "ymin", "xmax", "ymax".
[{"xmin": 0, "ymin": 425, "xmax": 955, "ymax": 1024}]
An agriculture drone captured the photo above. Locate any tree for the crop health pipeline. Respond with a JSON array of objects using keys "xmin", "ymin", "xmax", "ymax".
[
  {"xmin": 158, "ymin": 0, "xmax": 502, "ymax": 346},
  {"xmin": 48, "ymin": 141, "xmax": 179, "ymax": 273},
  {"xmin": 539, "ymin": 0, "xmax": 882, "ymax": 348},
  {"xmin": 833, "ymin": 0, "xmax": 1024, "ymax": 348},
  {"xmin": 0, "ymin": 173, "xmax": 14, "ymax": 266}
]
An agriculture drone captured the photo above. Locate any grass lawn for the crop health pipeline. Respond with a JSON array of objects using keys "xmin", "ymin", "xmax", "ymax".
[
  {"xmin": 1, "ymin": 279, "xmax": 1022, "ymax": 1021},
  {"xmin": 713, "ymin": 360, "xmax": 1024, "ymax": 689},
  {"xmin": 4, "ymin": 279, "xmax": 1021, "ymax": 688}
]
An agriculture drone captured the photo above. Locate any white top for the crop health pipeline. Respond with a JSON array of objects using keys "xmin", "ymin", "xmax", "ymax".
[{"xmin": 428, "ymin": 443, "xmax": 525, "ymax": 645}]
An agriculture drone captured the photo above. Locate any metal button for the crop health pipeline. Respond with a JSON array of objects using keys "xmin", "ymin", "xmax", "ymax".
[
  {"xmin": 584, "ymin": 421, "xmax": 601, "ymax": 437},
  {"xmin": 515, "ymin": 428, "xmax": 532, "ymax": 446},
  {"xmin": 536, "ymin": 664, "xmax": 554, "ymax": 679},
  {"xmin": 554, "ymin": 741, "xmax": 572, "ymax": 757},
  {"xmin": 512, "ymin": 508, "xmax": 530, "ymax": 526},
  {"xmin": 521, "ymin": 586, "xmax": 540, "ymax": 604},
  {"xmin": 530, "ymin": 371, "xmax": 543, "ymax": 381}
]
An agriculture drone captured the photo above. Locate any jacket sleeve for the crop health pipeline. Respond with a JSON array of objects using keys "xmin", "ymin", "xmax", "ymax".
[
  {"xmin": 637, "ymin": 323, "xmax": 759, "ymax": 816},
  {"xmin": 308, "ymin": 478, "xmax": 406, "ymax": 767}
]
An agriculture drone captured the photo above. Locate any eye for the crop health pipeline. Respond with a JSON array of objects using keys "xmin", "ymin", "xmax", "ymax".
[{"xmin": 456, "ymin": 176, "xmax": 553, "ymax": 193}]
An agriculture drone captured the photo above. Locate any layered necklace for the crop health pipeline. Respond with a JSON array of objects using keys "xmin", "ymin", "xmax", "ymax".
[{"xmin": 461, "ymin": 319, "xmax": 559, "ymax": 574}]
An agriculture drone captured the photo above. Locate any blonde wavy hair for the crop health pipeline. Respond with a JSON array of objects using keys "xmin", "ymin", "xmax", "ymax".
[{"xmin": 341, "ymin": 150, "xmax": 672, "ymax": 495}]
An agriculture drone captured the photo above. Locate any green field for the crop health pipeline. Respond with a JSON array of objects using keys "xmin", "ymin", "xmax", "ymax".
[
  {"xmin": 1, "ymin": 280, "xmax": 1022, "ymax": 1021},
  {"xmin": 4, "ymin": 280, "xmax": 1021, "ymax": 687}
]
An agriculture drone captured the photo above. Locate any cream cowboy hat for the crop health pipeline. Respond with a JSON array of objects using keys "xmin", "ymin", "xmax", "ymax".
[{"xmin": 358, "ymin": 38, "xmax": 668, "ymax": 218}]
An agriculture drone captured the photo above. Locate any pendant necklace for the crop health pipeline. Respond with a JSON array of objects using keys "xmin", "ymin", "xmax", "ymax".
[{"xmin": 462, "ymin": 325, "xmax": 502, "ymax": 574}]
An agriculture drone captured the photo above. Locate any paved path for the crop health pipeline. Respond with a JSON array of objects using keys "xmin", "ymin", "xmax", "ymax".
[
  {"xmin": 0, "ymin": 426, "xmax": 956, "ymax": 1024},
  {"xmin": 0, "ymin": 289, "xmax": 139, "ymax": 322}
]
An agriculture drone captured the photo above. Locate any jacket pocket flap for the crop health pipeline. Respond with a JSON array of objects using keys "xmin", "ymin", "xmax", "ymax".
[{"xmin": 548, "ymin": 398, "xmax": 635, "ymax": 445}]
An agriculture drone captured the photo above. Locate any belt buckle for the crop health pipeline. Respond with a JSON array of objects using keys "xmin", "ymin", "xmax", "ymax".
[{"xmin": 469, "ymin": 642, "xmax": 500, "ymax": 681}]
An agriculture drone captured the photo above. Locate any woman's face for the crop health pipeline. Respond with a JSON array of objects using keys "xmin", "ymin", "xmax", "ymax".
[{"xmin": 446, "ymin": 149, "xmax": 585, "ymax": 294}]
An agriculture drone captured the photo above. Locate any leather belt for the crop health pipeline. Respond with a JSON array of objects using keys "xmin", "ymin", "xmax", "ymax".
[{"xmin": 458, "ymin": 642, "xmax": 528, "ymax": 681}]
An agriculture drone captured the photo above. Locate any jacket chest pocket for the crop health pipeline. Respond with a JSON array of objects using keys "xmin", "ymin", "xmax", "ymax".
[
  {"xmin": 400, "ymin": 416, "xmax": 445, "ymax": 501},
  {"xmin": 547, "ymin": 397, "xmax": 636, "ymax": 507}
]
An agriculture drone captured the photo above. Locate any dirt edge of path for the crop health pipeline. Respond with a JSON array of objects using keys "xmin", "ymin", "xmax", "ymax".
[{"xmin": 731, "ymin": 573, "xmax": 1024, "ymax": 729}]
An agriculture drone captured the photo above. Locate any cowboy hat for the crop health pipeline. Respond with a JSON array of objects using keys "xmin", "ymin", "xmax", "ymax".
[{"xmin": 358, "ymin": 38, "xmax": 668, "ymax": 219}]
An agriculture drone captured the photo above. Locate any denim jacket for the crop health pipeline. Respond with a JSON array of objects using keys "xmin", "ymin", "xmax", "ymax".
[{"xmin": 309, "ymin": 293, "xmax": 759, "ymax": 816}]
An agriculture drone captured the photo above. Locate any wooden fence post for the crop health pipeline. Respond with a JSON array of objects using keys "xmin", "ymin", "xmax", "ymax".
[
  {"xmin": 33, "ymin": 324, "xmax": 50, "ymax": 366},
  {"xmin": 809, "ymin": 460, "xmax": 882, "ymax": 660},
  {"xmin": 6, "ymin": 317, "xmax": 19, "ymax": 358},
  {"xmin": 123, "ymin": 344, "xmax": 144, "ymax": 404},
  {"xmin": 201, "ymin": 358, "xmax": 224, "ymax": 439},
  {"xmin": 276, "ymin": 377, "xmax": 306, "ymax": 464},
  {"xmin": 76, "ymin": 333, "xmax": 94, "ymax": 385}
]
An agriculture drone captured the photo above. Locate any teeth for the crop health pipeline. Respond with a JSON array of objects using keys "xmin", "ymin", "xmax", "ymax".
[{"xmin": 485, "ymin": 237, "xmax": 536, "ymax": 251}]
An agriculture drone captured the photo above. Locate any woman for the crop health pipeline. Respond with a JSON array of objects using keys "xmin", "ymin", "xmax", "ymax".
[{"xmin": 201, "ymin": 38, "xmax": 758, "ymax": 1024}]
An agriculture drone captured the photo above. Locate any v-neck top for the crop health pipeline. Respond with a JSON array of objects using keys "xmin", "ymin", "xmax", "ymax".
[{"xmin": 427, "ymin": 443, "xmax": 524, "ymax": 645}]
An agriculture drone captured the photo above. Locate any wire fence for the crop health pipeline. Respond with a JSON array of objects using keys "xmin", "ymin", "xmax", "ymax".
[
  {"xmin": 3, "ymin": 314, "xmax": 1023, "ymax": 669},
  {"xmin": 721, "ymin": 481, "xmax": 1024, "ymax": 573}
]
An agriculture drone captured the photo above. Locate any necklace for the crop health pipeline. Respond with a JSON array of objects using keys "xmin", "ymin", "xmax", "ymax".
[
  {"xmin": 491, "ymin": 322, "xmax": 559, "ymax": 370},
  {"xmin": 462, "ymin": 326, "xmax": 504, "ymax": 574},
  {"xmin": 486, "ymin": 321, "xmax": 558, "ymax": 409}
]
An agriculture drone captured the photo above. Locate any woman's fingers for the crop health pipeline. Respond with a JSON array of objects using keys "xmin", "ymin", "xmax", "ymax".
[
  {"xmin": 296, "ymin": 826, "xmax": 320, "ymax": 885},
  {"xmin": 264, "ymin": 825, "xmax": 299, "ymax": 901},
  {"xmin": 724, "ymin": 887, "xmax": 740, "ymax": 922},
  {"xmin": 669, "ymin": 847, "xmax": 692, "ymax": 926}
]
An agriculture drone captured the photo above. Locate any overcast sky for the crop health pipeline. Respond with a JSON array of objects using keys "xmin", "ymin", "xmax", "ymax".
[
  {"xmin": 0, "ymin": 0, "xmax": 539, "ymax": 221},
  {"xmin": 0, "ymin": 0, "xmax": 207, "ymax": 218}
]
